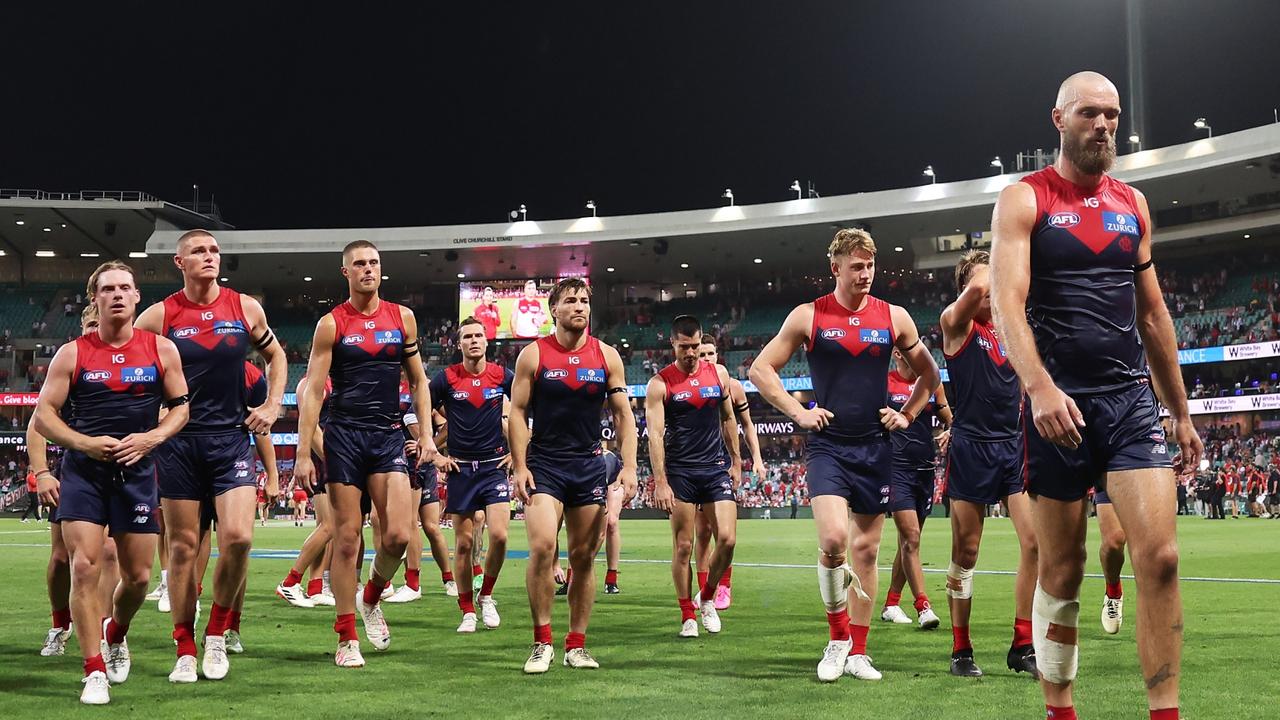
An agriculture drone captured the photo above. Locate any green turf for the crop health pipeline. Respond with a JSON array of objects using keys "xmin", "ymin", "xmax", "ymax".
[{"xmin": 1, "ymin": 516, "xmax": 1278, "ymax": 719}]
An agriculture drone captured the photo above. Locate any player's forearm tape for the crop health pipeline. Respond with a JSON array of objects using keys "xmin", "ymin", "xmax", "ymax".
[
  {"xmin": 372, "ymin": 549, "xmax": 404, "ymax": 584},
  {"xmin": 946, "ymin": 562, "xmax": 974, "ymax": 599},
  {"xmin": 1133, "ymin": 259, "xmax": 1154, "ymax": 272},
  {"xmin": 165, "ymin": 394, "xmax": 190, "ymax": 409},
  {"xmin": 818, "ymin": 562, "xmax": 868, "ymax": 612},
  {"xmin": 1032, "ymin": 583, "xmax": 1080, "ymax": 684},
  {"xmin": 734, "ymin": 402, "xmax": 750, "ymax": 415},
  {"xmin": 900, "ymin": 337, "xmax": 921, "ymax": 352},
  {"xmin": 607, "ymin": 386, "xmax": 627, "ymax": 395},
  {"xmin": 252, "ymin": 328, "xmax": 275, "ymax": 351}
]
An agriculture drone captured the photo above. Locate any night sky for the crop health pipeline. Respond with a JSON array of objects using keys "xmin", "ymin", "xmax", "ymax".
[{"xmin": 4, "ymin": 1, "xmax": 1278, "ymax": 230}]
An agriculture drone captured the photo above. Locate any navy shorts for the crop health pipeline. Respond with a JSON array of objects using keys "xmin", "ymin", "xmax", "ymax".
[
  {"xmin": 889, "ymin": 465, "xmax": 935, "ymax": 522},
  {"xmin": 944, "ymin": 435, "xmax": 1025, "ymax": 505},
  {"xmin": 156, "ymin": 431, "xmax": 255, "ymax": 501},
  {"xmin": 806, "ymin": 435, "xmax": 892, "ymax": 515},
  {"xmin": 415, "ymin": 464, "xmax": 439, "ymax": 505},
  {"xmin": 324, "ymin": 423, "xmax": 409, "ymax": 493},
  {"xmin": 668, "ymin": 465, "xmax": 736, "ymax": 505},
  {"xmin": 57, "ymin": 451, "xmax": 160, "ymax": 536},
  {"xmin": 445, "ymin": 460, "xmax": 510, "ymax": 514},
  {"xmin": 1025, "ymin": 383, "xmax": 1172, "ymax": 502},
  {"xmin": 1094, "ymin": 489, "xmax": 1112, "ymax": 505},
  {"xmin": 529, "ymin": 454, "xmax": 607, "ymax": 508}
]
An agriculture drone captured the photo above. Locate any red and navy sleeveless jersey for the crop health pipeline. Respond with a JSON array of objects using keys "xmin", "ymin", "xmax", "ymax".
[
  {"xmin": 1021, "ymin": 166, "xmax": 1150, "ymax": 396},
  {"xmin": 806, "ymin": 294, "xmax": 896, "ymax": 442},
  {"xmin": 658, "ymin": 360, "xmax": 727, "ymax": 470},
  {"xmin": 529, "ymin": 335, "xmax": 607, "ymax": 459},
  {"xmin": 944, "ymin": 319, "xmax": 1020, "ymax": 441},
  {"xmin": 69, "ymin": 331, "xmax": 165, "ymax": 438},
  {"xmin": 162, "ymin": 288, "xmax": 251, "ymax": 434},
  {"xmin": 429, "ymin": 363, "xmax": 514, "ymax": 460},
  {"xmin": 328, "ymin": 300, "xmax": 407, "ymax": 430},
  {"xmin": 244, "ymin": 362, "xmax": 268, "ymax": 409},
  {"xmin": 886, "ymin": 370, "xmax": 936, "ymax": 470}
]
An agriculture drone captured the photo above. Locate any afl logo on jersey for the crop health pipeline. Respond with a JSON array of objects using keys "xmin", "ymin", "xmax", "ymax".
[
  {"xmin": 81, "ymin": 370, "xmax": 112, "ymax": 382},
  {"xmin": 172, "ymin": 326, "xmax": 200, "ymax": 339},
  {"xmin": 452, "ymin": 390, "xmax": 470, "ymax": 401},
  {"xmin": 821, "ymin": 328, "xmax": 846, "ymax": 340},
  {"xmin": 342, "ymin": 334, "xmax": 365, "ymax": 345},
  {"xmin": 672, "ymin": 391, "xmax": 693, "ymax": 402},
  {"xmin": 1048, "ymin": 212, "xmax": 1081, "ymax": 229},
  {"xmin": 543, "ymin": 369, "xmax": 568, "ymax": 380},
  {"xmin": 891, "ymin": 393, "xmax": 909, "ymax": 404}
]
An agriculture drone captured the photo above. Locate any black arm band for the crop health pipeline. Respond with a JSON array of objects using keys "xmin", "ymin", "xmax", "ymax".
[
  {"xmin": 252, "ymin": 328, "xmax": 275, "ymax": 351},
  {"xmin": 734, "ymin": 402, "xmax": 750, "ymax": 415},
  {"xmin": 165, "ymin": 394, "xmax": 190, "ymax": 409},
  {"xmin": 403, "ymin": 347, "xmax": 420, "ymax": 359},
  {"xmin": 1133, "ymin": 259, "xmax": 1154, "ymax": 272},
  {"xmin": 607, "ymin": 386, "xmax": 628, "ymax": 396},
  {"xmin": 900, "ymin": 337, "xmax": 921, "ymax": 352}
]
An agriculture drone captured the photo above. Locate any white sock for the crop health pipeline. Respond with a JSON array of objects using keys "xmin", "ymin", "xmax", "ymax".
[{"xmin": 161, "ymin": 569, "xmax": 168, "ymax": 586}]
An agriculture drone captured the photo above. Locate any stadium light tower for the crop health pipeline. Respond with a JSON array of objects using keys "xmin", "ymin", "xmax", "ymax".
[
  {"xmin": 510, "ymin": 204, "xmax": 528, "ymax": 222},
  {"xmin": 1194, "ymin": 117, "xmax": 1212, "ymax": 137},
  {"xmin": 585, "ymin": 200, "xmax": 597, "ymax": 217},
  {"xmin": 922, "ymin": 165, "xmax": 936, "ymax": 184},
  {"xmin": 990, "ymin": 156, "xmax": 1004, "ymax": 173},
  {"xmin": 722, "ymin": 188, "xmax": 734, "ymax": 206},
  {"xmin": 790, "ymin": 180, "xmax": 802, "ymax": 199},
  {"xmin": 1128, "ymin": 132, "xmax": 1142, "ymax": 151}
]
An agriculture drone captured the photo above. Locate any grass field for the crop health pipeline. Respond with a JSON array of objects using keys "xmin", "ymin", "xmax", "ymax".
[{"xmin": 1, "ymin": 515, "xmax": 1278, "ymax": 719}]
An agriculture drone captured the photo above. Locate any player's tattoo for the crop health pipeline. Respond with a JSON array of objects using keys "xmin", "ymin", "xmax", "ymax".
[{"xmin": 1145, "ymin": 663, "xmax": 1175, "ymax": 690}]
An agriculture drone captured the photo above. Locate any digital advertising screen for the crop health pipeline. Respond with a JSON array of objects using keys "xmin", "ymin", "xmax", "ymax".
[{"xmin": 458, "ymin": 277, "xmax": 587, "ymax": 340}]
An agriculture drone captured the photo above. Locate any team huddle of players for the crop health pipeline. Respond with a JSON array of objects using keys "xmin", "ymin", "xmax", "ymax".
[{"xmin": 29, "ymin": 71, "xmax": 1197, "ymax": 720}]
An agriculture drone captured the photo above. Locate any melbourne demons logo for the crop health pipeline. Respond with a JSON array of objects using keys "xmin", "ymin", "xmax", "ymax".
[
  {"xmin": 543, "ymin": 369, "xmax": 568, "ymax": 380},
  {"xmin": 1049, "ymin": 212, "xmax": 1080, "ymax": 229},
  {"xmin": 172, "ymin": 326, "xmax": 200, "ymax": 339},
  {"xmin": 672, "ymin": 391, "xmax": 693, "ymax": 402},
  {"xmin": 82, "ymin": 370, "xmax": 112, "ymax": 382},
  {"xmin": 342, "ymin": 334, "xmax": 365, "ymax": 345},
  {"xmin": 821, "ymin": 328, "xmax": 846, "ymax": 340}
]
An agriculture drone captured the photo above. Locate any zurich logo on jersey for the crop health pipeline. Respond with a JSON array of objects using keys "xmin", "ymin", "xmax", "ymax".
[
  {"xmin": 213, "ymin": 320, "xmax": 246, "ymax": 335},
  {"xmin": 483, "ymin": 387, "xmax": 503, "ymax": 400},
  {"xmin": 672, "ymin": 390, "xmax": 693, "ymax": 402},
  {"xmin": 375, "ymin": 329, "xmax": 404, "ymax": 345},
  {"xmin": 81, "ymin": 369, "xmax": 112, "ymax": 382},
  {"xmin": 172, "ymin": 326, "xmax": 200, "ymax": 339},
  {"xmin": 821, "ymin": 328, "xmax": 846, "ymax": 340},
  {"xmin": 342, "ymin": 334, "xmax": 365, "ymax": 345},
  {"xmin": 1103, "ymin": 211, "xmax": 1139, "ymax": 235},
  {"xmin": 577, "ymin": 368, "xmax": 605, "ymax": 383},
  {"xmin": 1048, "ymin": 212, "xmax": 1080, "ymax": 229},
  {"xmin": 860, "ymin": 329, "xmax": 891, "ymax": 345},
  {"xmin": 123, "ymin": 365, "xmax": 158, "ymax": 383},
  {"xmin": 699, "ymin": 386, "xmax": 721, "ymax": 398},
  {"xmin": 543, "ymin": 369, "xmax": 568, "ymax": 380}
]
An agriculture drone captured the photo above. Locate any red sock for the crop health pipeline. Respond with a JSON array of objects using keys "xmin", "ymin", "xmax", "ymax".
[
  {"xmin": 52, "ymin": 608, "xmax": 72, "ymax": 631},
  {"xmin": 362, "ymin": 577, "xmax": 386, "ymax": 606},
  {"xmin": 1046, "ymin": 705, "xmax": 1078, "ymax": 720},
  {"xmin": 405, "ymin": 568, "xmax": 421, "ymax": 591},
  {"xmin": 173, "ymin": 622, "xmax": 197, "ymax": 657},
  {"xmin": 1013, "ymin": 617, "xmax": 1033, "ymax": 648},
  {"xmin": 565, "ymin": 631, "xmax": 586, "ymax": 650},
  {"xmin": 480, "ymin": 573, "xmax": 498, "ymax": 597},
  {"xmin": 283, "ymin": 568, "xmax": 303, "ymax": 587},
  {"xmin": 534, "ymin": 623, "xmax": 552, "ymax": 644},
  {"xmin": 205, "ymin": 603, "xmax": 231, "ymax": 638},
  {"xmin": 605, "ymin": 569, "xmax": 618, "ymax": 585},
  {"xmin": 850, "ymin": 624, "xmax": 869, "ymax": 655},
  {"xmin": 333, "ymin": 613, "xmax": 357, "ymax": 642},
  {"xmin": 306, "ymin": 578, "xmax": 323, "ymax": 596},
  {"xmin": 566, "ymin": 567, "xmax": 574, "ymax": 584},
  {"xmin": 885, "ymin": 590, "xmax": 902, "ymax": 607},
  {"xmin": 197, "ymin": 582, "xmax": 203, "ymax": 597},
  {"xmin": 1150, "ymin": 709, "xmax": 1178, "ymax": 720},
  {"xmin": 722, "ymin": 565, "xmax": 732, "ymax": 587},
  {"xmin": 1106, "ymin": 581, "xmax": 1123, "ymax": 599},
  {"xmin": 472, "ymin": 564, "xmax": 483, "ymax": 578},
  {"xmin": 442, "ymin": 570, "xmax": 454, "ymax": 583},
  {"xmin": 228, "ymin": 610, "xmax": 242, "ymax": 633},
  {"xmin": 105, "ymin": 618, "xmax": 129, "ymax": 645},
  {"xmin": 696, "ymin": 571, "xmax": 709, "ymax": 590},
  {"xmin": 914, "ymin": 594, "xmax": 932, "ymax": 612},
  {"xmin": 679, "ymin": 597, "xmax": 697, "ymax": 622},
  {"xmin": 952, "ymin": 625, "xmax": 972, "ymax": 653},
  {"xmin": 700, "ymin": 582, "xmax": 716, "ymax": 600},
  {"xmin": 458, "ymin": 591, "xmax": 476, "ymax": 615},
  {"xmin": 84, "ymin": 654, "xmax": 107, "ymax": 677},
  {"xmin": 826, "ymin": 610, "xmax": 851, "ymax": 641}
]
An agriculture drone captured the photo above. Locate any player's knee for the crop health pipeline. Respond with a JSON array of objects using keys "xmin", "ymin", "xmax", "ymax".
[
  {"xmin": 527, "ymin": 536, "xmax": 556, "ymax": 562},
  {"xmin": 1019, "ymin": 533, "xmax": 1039, "ymax": 564},
  {"xmin": 1136, "ymin": 541, "xmax": 1179, "ymax": 586},
  {"xmin": 50, "ymin": 546, "xmax": 70, "ymax": 567},
  {"xmin": 849, "ymin": 535, "xmax": 878, "ymax": 567},
  {"xmin": 567, "ymin": 546, "xmax": 594, "ymax": 570},
  {"xmin": 674, "ymin": 535, "xmax": 694, "ymax": 561},
  {"xmin": 606, "ymin": 517, "xmax": 619, "ymax": 535},
  {"xmin": 716, "ymin": 529, "xmax": 737, "ymax": 552},
  {"xmin": 488, "ymin": 527, "xmax": 508, "ymax": 548},
  {"xmin": 120, "ymin": 566, "xmax": 150, "ymax": 592},
  {"xmin": 70, "ymin": 553, "xmax": 99, "ymax": 584},
  {"xmin": 898, "ymin": 528, "xmax": 920, "ymax": 555},
  {"xmin": 219, "ymin": 528, "xmax": 254, "ymax": 557},
  {"xmin": 951, "ymin": 540, "xmax": 979, "ymax": 569},
  {"xmin": 1032, "ymin": 584, "xmax": 1080, "ymax": 684},
  {"xmin": 454, "ymin": 538, "xmax": 473, "ymax": 560},
  {"xmin": 817, "ymin": 530, "xmax": 846, "ymax": 559}
]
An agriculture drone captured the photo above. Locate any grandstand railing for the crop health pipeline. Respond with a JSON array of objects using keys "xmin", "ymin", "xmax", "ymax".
[{"xmin": 0, "ymin": 189, "xmax": 159, "ymax": 203}]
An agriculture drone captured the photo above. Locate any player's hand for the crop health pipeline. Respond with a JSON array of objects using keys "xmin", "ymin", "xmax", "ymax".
[
  {"xmin": 416, "ymin": 438, "xmax": 439, "ymax": 468},
  {"xmin": 1028, "ymin": 382, "xmax": 1085, "ymax": 449},
  {"xmin": 1170, "ymin": 416, "xmax": 1203, "ymax": 477},
  {"xmin": 498, "ymin": 453, "xmax": 513, "ymax": 472},
  {"xmin": 879, "ymin": 407, "xmax": 910, "ymax": 432},
  {"xmin": 434, "ymin": 454, "xmax": 461, "ymax": 474},
  {"xmin": 405, "ymin": 438, "xmax": 419, "ymax": 459},
  {"xmin": 245, "ymin": 401, "xmax": 279, "ymax": 435},
  {"xmin": 752, "ymin": 456, "xmax": 766, "ymax": 483},
  {"xmin": 652, "ymin": 479, "xmax": 675, "ymax": 514},
  {"xmin": 512, "ymin": 466, "xmax": 535, "ymax": 503},
  {"xmin": 729, "ymin": 463, "xmax": 743, "ymax": 491},
  {"xmin": 36, "ymin": 471, "xmax": 60, "ymax": 507},
  {"xmin": 266, "ymin": 478, "xmax": 280, "ymax": 500},
  {"xmin": 793, "ymin": 405, "xmax": 835, "ymax": 432},
  {"xmin": 618, "ymin": 466, "xmax": 638, "ymax": 505},
  {"xmin": 80, "ymin": 435, "xmax": 119, "ymax": 462},
  {"xmin": 937, "ymin": 428, "xmax": 952, "ymax": 455},
  {"xmin": 294, "ymin": 455, "xmax": 316, "ymax": 491},
  {"xmin": 109, "ymin": 431, "xmax": 162, "ymax": 466}
]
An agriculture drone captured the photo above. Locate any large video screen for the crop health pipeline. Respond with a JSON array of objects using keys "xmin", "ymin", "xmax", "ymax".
[{"xmin": 458, "ymin": 278, "xmax": 587, "ymax": 340}]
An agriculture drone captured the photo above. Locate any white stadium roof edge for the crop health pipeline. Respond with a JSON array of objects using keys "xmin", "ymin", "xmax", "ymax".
[{"xmin": 142, "ymin": 123, "xmax": 1280, "ymax": 276}]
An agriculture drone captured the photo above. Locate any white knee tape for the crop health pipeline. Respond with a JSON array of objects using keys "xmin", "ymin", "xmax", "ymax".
[
  {"xmin": 818, "ymin": 562, "xmax": 868, "ymax": 611},
  {"xmin": 1032, "ymin": 583, "xmax": 1080, "ymax": 684},
  {"xmin": 945, "ymin": 562, "xmax": 974, "ymax": 600}
]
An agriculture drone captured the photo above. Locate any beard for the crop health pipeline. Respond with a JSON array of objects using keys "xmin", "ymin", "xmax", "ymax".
[{"xmin": 1063, "ymin": 130, "xmax": 1116, "ymax": 175}]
